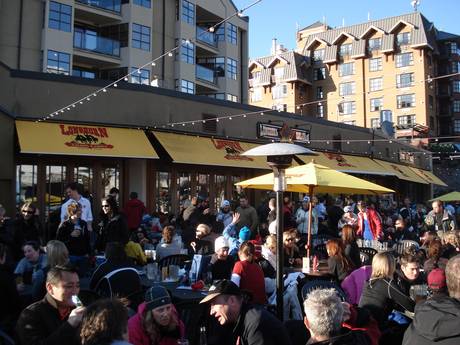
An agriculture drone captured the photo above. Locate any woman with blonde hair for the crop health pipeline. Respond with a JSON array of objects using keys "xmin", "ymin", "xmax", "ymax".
[
  {"xmin": 441, "ymin": 231, "xmax": 460, "ymax": 258},
  {"xmin": 359, "ymin": 251, "xmax": 414, "ymax": 328}
]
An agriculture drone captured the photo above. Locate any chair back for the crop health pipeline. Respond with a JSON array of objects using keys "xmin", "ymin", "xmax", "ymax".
[
  {"xmin": 393, "ymin": 240, "xmax": 419, "ymax": 255},
  {"xmin": 313, "ymin": 243, "xmax": 328, "ymax": 259},
  {"xmin": 78, "ymin": 289, "xmax": 101, "ymax": 306},
  {"xmin": 158, "ymin": 254, "xmax": 191, "ymax": 269},
  {"xmin": 359, "ymin": 247, "xmax": 378, "ymax": 263},
  {"xmin": 359, "ymin": 252, "xmax": 371, "ymax": 265},
  {"xmin": 301, "ymin": 279, "xmax": 347, "ymax": 301},
  {"xmin": 94, "ymin": 267, "xmax": 142, "ymax": 298}
]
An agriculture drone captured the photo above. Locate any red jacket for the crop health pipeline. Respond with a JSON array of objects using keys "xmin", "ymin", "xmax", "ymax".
[
  {"xmin": 124, "ymin": 199, "xmax": 147, "ymax": 230},
  {"xmin": 128, "ymin": 302, "xmax": 185, "ymax": 345},
  {"xmin": 343, "ymin": 306, "xmax": 381, "ymax": 345},
  {"xmin": 356, "ymin": 208, "xmax": 382, "ymax": 240}
]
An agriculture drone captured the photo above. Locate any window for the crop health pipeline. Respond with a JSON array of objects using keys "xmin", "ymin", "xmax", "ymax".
[
  {"xmin": 200, "ymin": 93, "xmax": 225, "ymax": 100},
  {"xmin": 46, "ymin": 50, "xmax": 70, "ymax": 75},
  {"xmin": 317, "ymin": 103, "xmax": 324, "ymax": 118},
  {"xmin": 227, "ymin": 58, "xmax": 237, "ymax": 80},
  {"xmin": 132, "ymin": 23, "xmax": 150, "ymax": 51},
  {"xmin": 338, "ymin": 101, "xmax": 356, "ymax": 115},
  {"xmin": 368, "ymin": 38, "xmax": 382, "ymax": 51},
  {"xmin": 397, "ymin": 32, "xmax": 411, "ymax": 46},
  {"xmin": 339, "ymin": 81, "xmax": 355, "ymax": 96},
  {"xmin": 396, "ymin": 52, "xmax": 413, "ymax": 67},
  {"xmin": 227, "ymin": 23, "xmax": 237, "ymax": 45},
  {"xmin": 272, "ymin": 84, "xmax": 288, "ymax": 99},
  {"xmin": 448, "ymin": 42, "xmax": 459, "ymax": 55},
  {"xmin": 397, "ymin": 115, "xmax": 416, "ymax": 127},
  {"xmin": 197, "ymin": 56, "xmax": 225, "ymax": 77},
  {"xmin": 16, "ymin": 165, "xmax": 38, "ymax": 210},
  {"xmin": 455, "ymin": 119, "xmax": 460, "ymax": 133},
  {"xmin": 133, "ymin": 0, "xmax": 151, "ymax": 8},
  {"xmin": 396, "ymin": 73, "xmax": 414, "ymax": 88},
  {"xmin": 369, "ymin": 57, "xmax": 382, "ymax": 72},
  {"xmin": 251, "ymin": 87, "xmax": 263, "ymax": 102},
  {"xmin": 397, "ymin": 94, "xmax": 415, "ymax": 108},
  {"xmin": 72, "ymin": 68, "xmax": 95, "ymax": 79},
  {"xmin": 313, "ymin": 49, "xmax": 325, "ymax": 62},
  {"xmin": 274, "ymin": 67, "xmax": 284, "ymax": 78},
  {"xmin": 454, "ymin": 100, "xmax": 460, "ymax": 113},
  {"xmin": 339, "ymin": 43, "xmax": 352, "ymax": 57},
  {"xmin": 370, "ymin": 118, "xmax": 381, "ymax": 128},
  {"xmin": 339, "ymin": 62, "xmax": 354, "ymax": 76},
  {"xmin": 131, "ymin": 67, "xmax": 150, "ymax": 85},
  {"xmin": 452, "ymin": 61, "xmax": 460, "ymax": 73},
  {"xmin": 453, "ymin": 81, "xmax": 460, "ymax": 93},
  {"xmin": 251, "ymin": 71, "xmax": 261, "ymax": 80},
  {"xmin": 343, "ymin": 120, "xmax": 356, "ymax": 125},
  {"xmin": 215, "ymin": 25, "xmax": 225, "ymax": 41},
  {"xmin": 369, "ymin": 77, "xmax": 383, "ymax": 91},
  {"xmin": 49, "ymin": 1, "xmax": 71, "ymax": 32},
  {"xmin": 176, "ymin": 79, "xmax": 194, "ymax": 94},
  {"xmin": 182, "ymin": 0, "xmax": 194, "ymax": 24},
  {"xmin": 272, "ymin": 104, "xmax": 287, "ymax": 112},
  {"xmin": 370, "ymin": 98, "xmax": 383, "ymax": 112},
  {"xmin": 180, "ymin": 39, "xmax": 194, "ymax": 64},
  {"xmin": 314, "ymin": 67, "xmax": 326, "ymax": 80},
  {"xmin": 227, "ymin": 94, "xmax": 238, "ymax": 102},
  {"xmin": 316, "ymin": 86, "xmax": 323, "ymax": 99}
]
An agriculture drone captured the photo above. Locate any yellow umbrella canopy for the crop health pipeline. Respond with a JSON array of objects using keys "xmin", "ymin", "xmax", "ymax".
[
  {"xmin": 236, "ymin": 161, "xmax": 394, "ymax": 195},
  {"xmin": 429, "ymin": 191, "xmax": 460, "ymax": 202}
]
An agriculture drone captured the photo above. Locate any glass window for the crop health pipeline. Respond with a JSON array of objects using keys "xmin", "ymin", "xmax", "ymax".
[
  {"xmin": 45, "ymin": 165, "xmax": 66, "ymax": 219},
  {"xmin": 338, "ymin": 101, "xmax": 356, "ymax": 115},
  {"xmin": 227, "ymin": 94, "xmax": 238, "ymax": 102},
  {"xmin": 197, "ymin": 174, "xmax": 209, "ymax": 197},
  {"xmin": 397, "ymin": 94, "xmax": 416, "ymax": 108},
  {"xmin": 339, "ymin": 62, "xmax": 354, "ymax": 76},
  {"xmin": 317, "ymin": 103, "xmax": 324, "ymax": 118},
  {"xmin": 313, "ymin": 49, "xmax": 325, "ymax": 62},
  {"xmin": 227, "ymin": 58, "xmax": 237, "ymax": 80},
  {"xmin": 316, "ymin": 86, "xmax": 323, "ymax": 99},
  {"xmin": 214, "ymin": 175, "xmax": 227, "ymax": 212},
  {"xmin": 49, "ymin": 1, "xmax": 71, "ymax": 32},
  {"xmin": 176, "ymin": 172, "xmax": 192, "ymax": 210},
  {"xmin": 314, "ymin": 67, "xmax": 326, "ymax": 80},
  {"xmin": 227, "ymin": 23, "xmax": 237, "ymax": 45},
  {"xmin": 369, "ymin": 57, "xmax": 382, "ymax": 72},
  {"xmin": 339, "ymin": 81, "xmax": 355, "ymax": 96},
  {"xmin": 370, "ymin": 118, "xmax": 381, "ymax": 128},
  {"xmin": 182, "ymin": 0, "xmax": 194, "ymax": 24},
  {"xmin": 454, "ymin": 119, "xmax": 460, "ymax": 133},
  {"xmin": 396, "ymin": 52, "xmax": 413, "ymax": 67},
  {"xmin": 132, "ymin": 23, "xmax": 150, "ymax": 51},
  {"xmin": 101, "ymin": 167, "xmax": 120, "ymax": 198},
  {"xmin": 396, "ymin": 73, "xmax": 414, "ymax": 88},
  {"xmin": 370, "ymin": 98, "xmax": 383, "ymax": 112},
  {"xmin": 231, "ymin": 176, "xmax": 242, "ymax": 204},
  {"xmin": 46, "ymin": 50, "xmax": 70, "ymax": 75},
  {"xmin": 339, "ymin": 43, "xmax": 352, "ymax": 57},
  {"xmin": 397, "ymin": 32, "xmax": 411, "ymax": 46},
  {"xmin": 181, "ymin": 39, "xmax": 194, "ymax": 64},
  {"xmin": 133, "ymin": 0, "xmax": 151, "ymax": 8},
  {"xmin": 453, "ymin": 80, "xmax": 460, "ymax": 93},
  {"xmin": 272, "ymin": 84, "xmax": 288, "ymax": 99},
  {"xmin": 250, "ymin": 87, "xmax": 263, "ymax": 102},
  {"xmin": 16, "ymin": 165, "xmax": 38, "ymax": 209},
  {"xmin": 343, "ymin": 120, "xmax": 356, "ymax": 125},
  {"xmin": 369, "ymin": 77, "xmax": 383, "ymax": 91},
  {"xmin": 177, "ymin": 79, "xmax": 194, "ymax": 94},
  {"xmin": 453, "ymin": 100, "xmax": 460, "ymax": 113},
  {"xmin": 397, "ymin": 114, "xmax": 416, "ymax": 127},
  {"xmin": 215, "ymin": 24, "xmax": 225, "ymax": 41},
  {"xmin": 368, "ymin": 38, "xmax": 382, "ymax": 51},
  {"xmin": 156, "ymin": 171, "xmax": 171, "ymax": 213},
  {"xmin": 74, "ymin": 167, "xmax": 93, "ymax": 197},
  {"xmin": 131, "ymin": 67, "xmax": 150, "ymax": 85},
  {"xmin": 72, "ymin": 68, "xmax": 95, "ymax": 79}
]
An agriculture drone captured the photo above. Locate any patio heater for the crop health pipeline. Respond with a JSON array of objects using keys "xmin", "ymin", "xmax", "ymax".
[{"xmin": 242, "ymin": 140, "xmax": 316, "ymax": 320}]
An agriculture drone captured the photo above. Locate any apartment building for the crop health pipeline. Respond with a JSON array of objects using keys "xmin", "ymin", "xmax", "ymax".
[
  {"xmin": 0, "ymin": 0, "xmax": 248, "ymax": 103},
  {"xmin": 249, "ymin": 12, "xmax": 460, "ymax": 141}
]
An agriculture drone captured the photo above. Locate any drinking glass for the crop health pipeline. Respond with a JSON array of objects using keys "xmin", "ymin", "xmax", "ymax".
[{"xmin": 146, "ymin": 263, "xmax": 155, "ymax": 280}]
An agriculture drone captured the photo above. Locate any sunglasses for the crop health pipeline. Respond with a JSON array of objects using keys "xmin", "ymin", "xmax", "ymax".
[
  {"xmin": 285, "ymin": 238, "xmax": 295, "ymax": 242},
  {"xmin": 22, "ymin": 210, "xmax": 34, "ymax": 215},
  {"xmin": 102, "ymin": 204, "xmax": 110, "ymax": 208}
]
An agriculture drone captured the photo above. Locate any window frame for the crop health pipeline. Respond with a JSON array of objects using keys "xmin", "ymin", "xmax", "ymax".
[
  {"xmin": 396, "ymin": 73, "xmax": 414, "ymax": 88},
  {"xmin": 227, "ymin": 23, "xmax": 237, "ymax": 45},
  {"xmin": 397, "ymin": 94, "xmax": 416, "ymax": 109},
  {"xmin": 338, "ymin": 62, "xmax": 355, "ymax": 77},
  {"xmin": 48, "ymin": 1, "xmax": 72, "ymax": 32},
  {"xmin": 227, "ymin": 57, "xmax": 237, "ymax": 80},
  {"xmin": 369, "ymin": 57, "xmax": 382, "ymax": 72},
  {"xmin": 133, "ymin": 0, "xmax": 151, "ymax": 8},
  {"xmin": 181, "ymin": 0, "xmax": 195, "ymax": 24},
  {"xmin": 339, "ymin": 81, "xmax": 355, "ymax": 96},
  {"xmin": 46, "ymin": 50, "xmax": 70, "ymax": 75},
  {"xmin": 180, "ymin": 39, "xmax": 194, "ymax": 64},
  {"xmin": 369, "ymin": 77, "xmax": 383, "ymax": 92},
  {"xmin": 132, "ymin": 23, "xmax": 151, "ymax": 51},
  {"xmin": 396, "ymin": 52, "xmax": 413, "ymax": 68},
  {"xmin": 130, "ymin": 67, "xmax": 150, "ymax": 85},
  {"xmin": 370, "ymin": 97, "xmax": 383, "ymax": 112}
]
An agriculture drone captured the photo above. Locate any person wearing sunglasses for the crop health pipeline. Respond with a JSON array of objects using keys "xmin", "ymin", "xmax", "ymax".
[
  {"xmin": 283, "ymin": 229, "xmax": 301, "ymax": 267},
  {"xmin": 13, "ymin": 203, "xmax": 44, "ymax": 260},
  {"xmin": 95, "ymin": 197, "xmax": 129, "ymax": 253}
]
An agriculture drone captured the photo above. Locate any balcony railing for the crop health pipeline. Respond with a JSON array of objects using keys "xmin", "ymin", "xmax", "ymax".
[
  {"xmin": 74, "ymin": 30, "xmax": 120, "ymax": 57},
  {"xmin": 76, "ymin": 0, "xmax": 121, "ymax": 13},
  {"xmin": 196, "ymin": 26, "xmax": 217, "ymax": 47},
  {"xmin": 196, "ymin": 65, "xmax": 217, "ymax": 84}
]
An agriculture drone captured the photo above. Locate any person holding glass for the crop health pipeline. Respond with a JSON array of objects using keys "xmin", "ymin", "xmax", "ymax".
[
  {"xmin": 13, "ymin": 203, "xmax": 44, "ymax": 260},
  {"xmin": 96, "ymin": 197, "xmax": 130, "ymax": 253}
]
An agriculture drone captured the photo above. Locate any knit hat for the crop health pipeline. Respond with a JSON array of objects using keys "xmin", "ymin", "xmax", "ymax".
[
  {"xmin": 221, "ymin": 200, "xmax": 230, "ymax": 208},
  {"xmin": 145, "ymin": 285, "xmax": 171, "ymax": 311},
  {"xmin": 427, "ymin": 268, "xmax": 447, "ymax": 290},
  {"xmin": 214, "ymin": 236, "xmax": 229, "ymax": 252},
  {"xmin": 239, "ymin": 226, "xmax": 251, "ymax": 241},
  {"xmin": 302, "ymin": 196, "xmax": 310, "ymax": 203}
]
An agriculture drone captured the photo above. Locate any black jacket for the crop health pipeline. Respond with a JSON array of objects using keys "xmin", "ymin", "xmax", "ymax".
[
  {"xmin": 96, "ymin": 214, "xmax": 129, "ymax": 252},
  {"xmin": 233, "ymin": 304, "xmax": 292, "ymax": 345},
  {"xmin": 0, "ymin": 264, "xmax": 21, "ymax": 335},
  {"xmin": 307, "ymin": 328, "xmax": 371, "ymax": 345},
  {"xmin": 56, "ymin": 219, "xmax": 91, "ymax": 256},
  {"xmin": 13, "ymin": 217, "xmax": 44, "ymax": 258},
  {"xmin": 358, "ymin": 278, "xmax": 414, "ymax": 328},
  {"xmin": 344, "ymin": 242, "xmax": 361, "ymax": 269},
  {"xmin": 395, "ymin": 269, "xmax": 426, "ymax": 296},
  {"xmin": 403, "ymin": 296, "xmax": 460, "ymax": 345},
  {"xmin": 203, "ymin": 253, "xmax": 235, "ymax": 281},
  {"xmin": 15, "ymin": 294, "xmax": 79, "ymax": 345}
]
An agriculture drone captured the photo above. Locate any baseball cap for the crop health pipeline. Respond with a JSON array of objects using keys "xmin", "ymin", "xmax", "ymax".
[
  {"xmin": 427, "ymin": 268, "xmax": 447, "ymax": 290},
  {"xmin": 214, "ymin": 236, "xmax": 229, "ymax": 252},
  {"xmin": 199, "ymin": 279, "xmax": 241, "ymax": 304},
  {"xmin": 145, "ymin": 285, "xmax": 172, "ymax": 311},
  {"xmin": 303, "ymin": 196, "xmax": 310, "ymax": 203},
  {"xmin": 221, "ymin": 200, "xmax": 230, "ymax": 207}
]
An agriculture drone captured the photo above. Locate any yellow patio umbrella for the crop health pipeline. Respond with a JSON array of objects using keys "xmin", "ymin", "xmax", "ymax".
[
  {"xmin": 429, "ymin": 191, "xmax": 460, "ymax": 202},
  {"xmin": 236, "ymin": 161, "xmax": 394, "ymax": 256}
]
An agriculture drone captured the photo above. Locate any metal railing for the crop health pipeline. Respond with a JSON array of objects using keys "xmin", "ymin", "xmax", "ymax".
[
  {"xmin": 74, "ymin": 30, "xmax": 120, "ymax": 57},
  {"xmin": 196, "ymin": 26, "xmax": 217, "ymax": 47},
  {"xmin": 76, "ymin": 0, "xmax": 121, "ymax": 13},
  {"xmin": 196, "ymin": 65, "xmax": 217, "ymax": 84}
]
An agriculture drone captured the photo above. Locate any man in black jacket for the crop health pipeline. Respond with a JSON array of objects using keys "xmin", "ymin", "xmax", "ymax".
[
  {"xmin": 403, "ymin": 254, "xmax": 460, "ymax": 345},
  {"xmin": 200, "ymin": 280, "xmax": 291, "ymax": 345},
  {"xmin": 16, "ymin": 265, "xmax": 84, "ymax": 345},
  {"xmin": 396, "ymin": 252, "xmax": 426, "ymax": 296}
]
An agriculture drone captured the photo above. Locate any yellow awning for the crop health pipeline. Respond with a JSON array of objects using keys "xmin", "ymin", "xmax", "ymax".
[
  {"xmin": 304, "ymin": 152, "xmax": 394, "ymax": 176},
  {"xmin": 16, "ymin": 120, "xmax": 158, "ymax": 159},
  {"xmin": 152, "ymin": 131, "xmax": 270, "ymax": 169},
  {"xmin": 374, "ymin": 159, "xmax": 428, "ymax": 184},
  {"xmin": 410, "ymin": 167, "xmax": 447, "ymax": 186}
]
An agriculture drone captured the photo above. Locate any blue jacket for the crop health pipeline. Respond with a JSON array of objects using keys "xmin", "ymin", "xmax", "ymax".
[{"xmin": 222, "ymin": 223, "xmax": 243, "ymax": 257}]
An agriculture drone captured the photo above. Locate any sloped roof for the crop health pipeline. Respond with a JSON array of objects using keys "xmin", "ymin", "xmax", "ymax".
[
  {"xmin": 436, "ymin": 30, "xmax": 460, "ymax": 41},
  {"xmin": 299, "ymin": 21, "xmax": 326, "ymax": 32}
]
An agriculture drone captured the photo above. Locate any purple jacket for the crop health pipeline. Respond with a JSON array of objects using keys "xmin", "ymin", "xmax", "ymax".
[{"xmin": 341, "ymin": 265, "xmax": 372, "ymax": 305}]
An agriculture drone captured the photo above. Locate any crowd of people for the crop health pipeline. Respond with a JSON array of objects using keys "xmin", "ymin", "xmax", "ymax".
[{"xmin": 1, "ymin": 182, "xmax": 460, "ymax": 345}]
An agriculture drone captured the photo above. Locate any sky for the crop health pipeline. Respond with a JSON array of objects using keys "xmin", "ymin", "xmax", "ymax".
[{"xmin": 232, "ymin": 0, "xmax": 460, "ymax": 59}]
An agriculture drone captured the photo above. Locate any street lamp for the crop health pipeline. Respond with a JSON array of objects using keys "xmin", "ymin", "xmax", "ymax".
[{"xmin": 242, "ymin": 140, "xmax": 316, "ymax": 320}]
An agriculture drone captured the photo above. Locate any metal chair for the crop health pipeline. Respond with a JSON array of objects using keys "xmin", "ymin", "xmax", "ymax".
[
  {"xmin": 393, "ymin": 240, "xmax": 419, "ymax": 256},
  {"xmin": 313, "ymin": 243, "xmax": 328, "ymax": 259},
  {"xmin": 301, "ymin": 279, "xmax": 347, "ymax": 301},
  {"xmin": 158, "ymin": 254, "xmax": 191, "ymax": 269},
  {"xmin": 359, "ymin": 247, "xmax": 378, "ymax": 263},
  {"xmin": 359, "ymin": 252, "xmax": 371, "ymax": 265}
]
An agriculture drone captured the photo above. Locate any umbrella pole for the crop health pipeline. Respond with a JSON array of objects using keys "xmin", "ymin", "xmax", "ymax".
[
  {"xmin": 273, "ymin": 167, "xmax": 285, "ymax": 321},
  {"xmin": 306, "ymin": 186, "xmax": 314, "ymax": 259}
]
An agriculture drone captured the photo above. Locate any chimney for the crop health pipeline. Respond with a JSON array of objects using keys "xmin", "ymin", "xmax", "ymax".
[{"xmin": 271, "ymin": 38, "xmax": 277, "ymax": 55}]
